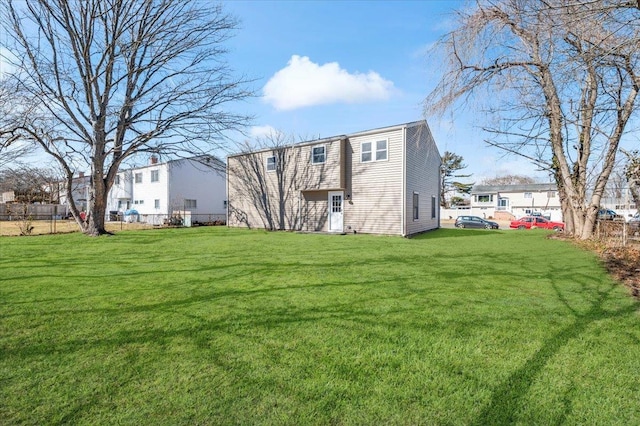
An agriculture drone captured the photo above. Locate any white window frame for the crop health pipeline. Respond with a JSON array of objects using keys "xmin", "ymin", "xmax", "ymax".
[
  {"xmin": 266, "ymin": 156, "xmax": 276, "ymax": 172},
  {"xmin": 134, "ymin": 172, "xmax": 143, "ymax": 183},
  {"xmin": 154, "ymin": 199, "xmax": 160, "ymax": 209},
  {"xmin": 311, "ymin": 145, "xmax": 326, "ymax": 164},
  {"xmin": 375, "ymin": 139, "xmax": 388, "ymax": 161},
  {"xmin": 524, "ymin": 192, "xmax": 533, "ymax": 199},
  {"xmin": 431, "ymin": 196, "xmax": 436, "ymax": 219},
  {"xmin": 150, "ymin": 170, "xmax": 159, "ymax": 182},
  {"xmin": 361, "ymin": 140, "xmax": 388, "ymax": 163}
]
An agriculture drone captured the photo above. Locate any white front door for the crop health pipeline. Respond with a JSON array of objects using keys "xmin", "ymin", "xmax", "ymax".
[{"xmin": 328, "ymin": 191, "xmax": 343, "ymax": 232}]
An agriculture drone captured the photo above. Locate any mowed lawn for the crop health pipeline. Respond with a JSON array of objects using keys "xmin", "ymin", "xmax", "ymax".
[{"xmin": 1, "ymin": 227, "xmax": 638, "ymax": 425}]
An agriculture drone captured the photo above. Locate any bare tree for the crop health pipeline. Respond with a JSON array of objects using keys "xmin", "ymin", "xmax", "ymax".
[
  {"xmin": 481, "ymin": 175, "xmax": 537, "ymax": 186},
  {"xmin": 228, "ymin": 131, "xmax": 306, "ymax": 231},
  {"xmin": 0, "ymin": 166, "xmax": 61, "ymax": 203},
  {"xmin": 0, "ymin": 0, "xmax": 251, "ymax": 236},
  {"xmin": 0, "ymin": 81, "xmax": 38, "ymax": 169},
  {"xmin": 425, "ymin": 0, "xmax": 640, "ymax": 239},
  {"xmin": 622, "ymin": 149, "xmax": 640, "ymax": 213}
]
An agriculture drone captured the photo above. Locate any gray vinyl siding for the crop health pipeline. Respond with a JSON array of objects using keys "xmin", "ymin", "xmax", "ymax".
[
  {"xmin": 227, "ymin": 139, "xmax": 343, "ymax": 230},
  {"xmin": 301, "ymin": 191, "xmax": 329, "ymax": 232},
  {"xmin": 345, "ymin": 129, "xmax": 404, "ymax": 235},
  {"xmin": 227, "ymin": 120, "xmax": 440, "ymax": 236},
  {"xmin": 297, "ymin": 139, "xmax": 343, "ymax": 190},
  {"xmin": 404, "ymin": 122, "xmax": 441, "ymax": 235}
]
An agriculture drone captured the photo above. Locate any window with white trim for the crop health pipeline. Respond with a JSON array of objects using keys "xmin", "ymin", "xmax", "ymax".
[
  {"xmin": 375, "ymin": 140, "xmax": 387, "ymax": 161},
  {"xmin": 361, "ymin": 140, "xmax": 388, "ymax": 163},
  {"xmin": 154, "ymin": 199, "xmax": 160, "ymax": 209},
  {"xmin": 476, "ymin": 194, "xmax": 493, "ymax": 203},
  {"xmin": 115, "ymin": 175, "xmax": 121, "ymax": 185},
  {"xmin": 134, "ymin": 172, "xmax": 142, "ymax": 183},
  {"xmin": 311, "ymin": 145, "xmax": 326, "ymax": 164},
  {"xmin": 266, "ymin": 156, "xmax": 276, "ymax": 172},
  {"xmin": 361, "ymin": 142, "xmax": 372, "ymax": 162},
  {"xmin": 184, "ymin": 199, "xmax": 197, "ymax": 209},
  {"xmin": 413, "ymin": 193, "xmax": 419, "ymax": 220},
  {"xmin": 431, "ymin": 196, "xmax": 436, "ymax": 219},
  {"xmin": 151, "ymin": 170, "xmax": 159, "ymax": 182},
  {"xmin": 524, "ymin": 192, "xmax": 532, "ymax": 198}
]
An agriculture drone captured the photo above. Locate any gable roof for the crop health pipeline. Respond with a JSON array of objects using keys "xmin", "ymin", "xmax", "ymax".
[
  {"xmin": 228, "ymin": 120, "xmax": 428, "ymax": 159},
  {"xmin": 472, "ymin": 183, "xmax": 558, "ymax": 194}
]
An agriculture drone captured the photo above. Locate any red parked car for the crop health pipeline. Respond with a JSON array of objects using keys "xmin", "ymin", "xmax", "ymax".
[{"xmin": 510, "ymin": 216, "xmax": 565, "ymax": 231}]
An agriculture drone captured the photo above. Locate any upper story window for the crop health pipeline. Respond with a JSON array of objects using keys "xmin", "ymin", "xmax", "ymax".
[
  {"xmin": 115, "ymin": 175, "xmax": 120, "ymax": 185},
  {"xmin": 266, "ymin": 156, "xmax": 276, "ymax": 172},
  {"xmin": 151, "ymin": 170, "xmax": 159, "ymax": 182},
  {"xmin": 547, "ymin": 191, "xmax": 556, "ymax": 198},
  {"xmin": 134, "ymin": 173, "xmax": 142, "ymax": 183},
  {"xmin": 524, "ymin": 192, "xmax": 532, "ymax": 198},
  {"xmin": 311, "ymin": 145, "xmax": 326, "ymax": 164},
  {"xmin": 361, "ymin": 139, "xmax": 388, "ymax": 163},
  {"xmin": 375, "ymin": 140, "xmax": 387, "ymax": 161}
]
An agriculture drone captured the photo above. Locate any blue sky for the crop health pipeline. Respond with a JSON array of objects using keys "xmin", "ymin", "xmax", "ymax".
[
  {"xmin": 222, "ymin": 0, "xmax": 549, "ymax": 182},
  {"xmin": 0, "ymin": 0, "xmax": 548, "ymax": 181}
]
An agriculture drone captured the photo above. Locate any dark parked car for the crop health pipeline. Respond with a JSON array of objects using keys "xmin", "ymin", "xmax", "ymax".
[
  {"xmin": 455, "ymin": 215, "xmax": 499, "ymax": 229},
  {"xmin": 598, "ymin": 209, "xmax": 624, "ymax": 221}
]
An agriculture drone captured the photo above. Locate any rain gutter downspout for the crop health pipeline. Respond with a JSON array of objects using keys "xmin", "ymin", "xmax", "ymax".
[{"xmin": 401, "ymin": 125, "xmax": 407, "ymax": 237}]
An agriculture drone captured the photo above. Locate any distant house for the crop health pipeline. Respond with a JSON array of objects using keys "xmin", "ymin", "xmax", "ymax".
[
  {"xmin": 107, "ymin": 155, "xmax": 226, "ymax": 225},
  {"xmin": 469, "ymin": 183, "xmax": 562, "ymax": 221},
  {"xmin": 59, "ymin": 173, "xmax": 91, "ymax": 212},
  {"xmin": 227, "ymin": 120, "xmax": 441, "ymax": 236}
]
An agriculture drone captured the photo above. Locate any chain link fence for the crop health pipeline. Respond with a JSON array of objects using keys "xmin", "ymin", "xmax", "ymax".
[
  {"xmin": 594, "ymin": 220, "xmax": 640, "ymax": 247},
  {"xmin": 0, "ymin": 211, "xmax": 226, "ymax": 236}
]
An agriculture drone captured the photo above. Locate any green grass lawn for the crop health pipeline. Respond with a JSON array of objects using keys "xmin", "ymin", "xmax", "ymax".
[{"xmin": 1, "ymin": 227, "xmax": 638, "ymax": 425}]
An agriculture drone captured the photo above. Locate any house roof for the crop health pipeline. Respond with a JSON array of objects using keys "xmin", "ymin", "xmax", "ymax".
[
  {"xmin": 227, "ymin": 120, "xmax": 429, "ymax": 159},
  {"xmin": 119, "ymin": 154, "xmax": 225, "ymax": 172},
  {"xmin": 472, "ymin": 183, "xmax": 558, "ymax": 194}
]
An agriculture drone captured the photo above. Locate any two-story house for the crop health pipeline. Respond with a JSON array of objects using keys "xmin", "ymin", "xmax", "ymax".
[
  {"xmin": 227, "ymin": 121, "xmax": 441, "ymax": 236},
  {"xmin": 107, "ymin": 155, "xmax": 226, "ymax": 224},
  {"xmin": 470, "ymin": 183, "xmax": 563, "ymax": 221}
]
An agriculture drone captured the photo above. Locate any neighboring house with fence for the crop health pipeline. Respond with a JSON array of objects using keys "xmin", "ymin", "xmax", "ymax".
[
  {"xmin": 58, "ymin": 173, "xmax": 91, "ymax": 213},
  {"xmin": 469, "ymin": 183, "xmax": 563, "ymax": 221},
  {"xmin": 227, "ymin": 120, "xmax": 441, "ymax": 236},
  {"xmin": 106, "ymin": 155, "xmax": 227, "ymax": 225}
]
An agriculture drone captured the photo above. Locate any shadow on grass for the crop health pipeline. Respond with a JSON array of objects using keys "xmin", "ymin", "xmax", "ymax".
[
  {"xmin": 472, "ymin": 282, "xmax": 637, "ymax": 425},
  {"xmin": 414, "ymin": 228, "xmax": 505, "ymax": 239}
]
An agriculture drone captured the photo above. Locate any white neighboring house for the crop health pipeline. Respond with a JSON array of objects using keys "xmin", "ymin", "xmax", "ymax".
[
  {"xmin": 600, "ymin": 186, "xmax": 638, "ymax": 220},
  {"xmin": 58, "ymin": 173, "xmax": 91, "ymax": 213},
  {"xmin": 469, "ymin": 183, "xmax": 563, "ymax": 222},
  {"xmin": 107, "ymin": 155, "xmax": 226, "ymax": 225}
]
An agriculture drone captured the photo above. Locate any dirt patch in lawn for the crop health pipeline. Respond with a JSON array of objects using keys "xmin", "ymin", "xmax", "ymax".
[{"xmin": 600, "ymin": 245, "xmax": 640, "ymax": 298}]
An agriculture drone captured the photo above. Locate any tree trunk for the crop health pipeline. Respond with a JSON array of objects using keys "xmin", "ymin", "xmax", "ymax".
[{"xmin": 84, "ymin": 155, "xmax": 110, "ymax": 236}]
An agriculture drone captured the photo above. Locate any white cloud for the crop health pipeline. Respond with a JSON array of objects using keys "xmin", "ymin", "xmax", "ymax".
[
  {"xmin": 263, "ymin": 55, "xmax": 394, "ymax": 110},
  {"xmin": 249, "ymin": 125, "xmax": 277, "ymax": 139}
]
